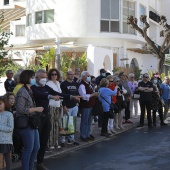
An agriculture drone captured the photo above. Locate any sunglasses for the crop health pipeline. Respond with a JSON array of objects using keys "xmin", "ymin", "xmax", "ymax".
[
  {"xmin": 109, "ymin": 81, "xmax": 113, "ymax": 82},
  {"xmin": 144, "ymin": 77, "xmax": 149, "ymax": 78},
  {"xmin": 51, "ymin": 74, "xmax": 57, "ymax": 76},
  {"xmin": 131, "ymin": 77, "xmax": 134, "ymax": 78},
  {"xmin": 8, "ymin": 73, "xmax": 13, "ymax": 74},
  {"xmin": 116, "ymin": 80, "xmax": 120, "ymax": 82}
]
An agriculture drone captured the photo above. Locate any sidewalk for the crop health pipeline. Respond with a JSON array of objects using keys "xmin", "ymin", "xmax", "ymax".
[{"xmin": 12, "ymin": 116, "xmax": 140, "ymax": 170}]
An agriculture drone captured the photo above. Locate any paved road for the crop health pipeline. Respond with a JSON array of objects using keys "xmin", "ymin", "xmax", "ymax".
[{"xmin": 44, "ymin": 125, "xmax": 170, "ymax": 170}]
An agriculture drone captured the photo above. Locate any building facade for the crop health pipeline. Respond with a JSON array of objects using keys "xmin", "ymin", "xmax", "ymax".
[{"xmin": 1, "ymin": 0, "xmax": 169, "ymax": 76}]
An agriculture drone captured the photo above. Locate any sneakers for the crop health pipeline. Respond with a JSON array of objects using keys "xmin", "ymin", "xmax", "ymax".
[
  {"xmin": 118, "ymin": 125, "xmax": 125, "ymax": 130},
  {"xmin": 161, "ymin": 122, "xmax": 168, "ymax": 126},
  {"xmin": 107, "ymin": 130, "xmax": 112, "ymax": 135},
  {"xmin": 67, "ymin": 140, "xmax": 80, "ymax": 146},
  {"xmin": 115, "ymin": 126, "xmax": 120, "ymax": 130},
  {"xmin": 37, "ymin": 163, "xmax": 49, "ymax": 170},
  {"xmin": 110, "ymin": 129, "xmax": 117, "ymax": 134}
]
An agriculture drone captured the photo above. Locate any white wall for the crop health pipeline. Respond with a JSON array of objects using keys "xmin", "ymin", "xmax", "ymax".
[
  {"xmin": 127, "ymin": 51, "xmax": 158, "ymax": 74},
  {"xmin": 87, "ymin": 45, "xmax": 113, "ymax": 77}
]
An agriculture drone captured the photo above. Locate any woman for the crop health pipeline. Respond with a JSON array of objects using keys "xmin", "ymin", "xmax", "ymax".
[
  {"xmin": 160, "ymin": 76, "xmax": 170, "ymax": 120},
  {"xmin": 151, "ymin": 76, "xmax": 167, "ymax": 126},
  {"xmin": 98, "ymin": 78, "xmax": 117, "ymax": 137},
  {"xmin": 113, "ymin": 76, "xmax": 127, "ymax": 130},
  {"xmin": 15, "ymin": 70, "xmax": 44, "ymax": 170},
  {"xmin": 106, "ymin": 75, "xmax": 117, "ymax": 134},
  {"xmin": 46, "ymin": 68, "xmax": 62, "ymax": 149},
  {"xmin": 128, "ymin": 73, "xmax": 138, "ymax": 118}
]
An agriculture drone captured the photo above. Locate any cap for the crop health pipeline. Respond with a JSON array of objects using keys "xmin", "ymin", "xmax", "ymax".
[{"xmin": 119, "ymin": 71, "xmax": 125, "ymax": 76}]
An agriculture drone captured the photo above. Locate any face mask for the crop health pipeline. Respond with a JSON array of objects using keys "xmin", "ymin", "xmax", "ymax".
[
  {"xmin": 39, "ymin": 78, "xmax": 47, "ymax": 86},
  {"xmin": 86, "ymin": 76, "xmax": 91, "ymax": 82},
  {"xmin": 153, "ymin": 79, "xmax": 158, "ymax": 84},
  {"xmin": 30, "ymin": 78, "xmax": 36, "ymax": 86},
  {"xmin": 102, "ymin": 73, "xmax": 106, "ymax": 77}
]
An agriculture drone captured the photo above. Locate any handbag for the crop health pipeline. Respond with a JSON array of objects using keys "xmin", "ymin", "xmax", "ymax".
[
  {"xmin": 28, "ymin": 112, "xmax": 42, "ymax": 129},
  {"xmin": 59, "ymin": 114, "xmax": 77, "ymax": 136},
  {"xmin": 133, "ymin": 88, "xmax": 140, "ymax": 100},
  {"xmin": 15, "ymin": 115, "xmax": 28, "ymax": 129},
  {"xmin": 100, "ymin": 93, "xmax": 119, "ymax": 113}
]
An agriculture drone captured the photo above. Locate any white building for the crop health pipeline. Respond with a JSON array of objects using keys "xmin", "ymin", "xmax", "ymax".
[{"xmin": 1, "ymin": 0, "xmax": 170, "ymax": 76}]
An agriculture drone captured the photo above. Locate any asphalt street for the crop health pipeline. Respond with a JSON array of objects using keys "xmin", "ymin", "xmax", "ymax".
[{"xmin": 43, "ymin": 125, "xmax": 170, "ymax": 170}]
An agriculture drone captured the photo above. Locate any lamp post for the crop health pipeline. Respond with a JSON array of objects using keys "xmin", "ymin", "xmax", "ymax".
[{"xmin": 55, "ymin": 37, "xmax": 60, "ymax": 70}]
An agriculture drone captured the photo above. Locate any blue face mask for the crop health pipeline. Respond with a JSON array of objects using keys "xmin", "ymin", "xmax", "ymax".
[
  {"xmin": 102, "ymin": 73, "xmax": 106, "ymax": 77},
  {"xmin": 30, "ymin": 78, "xmax": 36, "ymax": 86},
  {"xmin": 153, "ymin": 79, "xmax": 158, "ymax": 84},
  {"xmin": 86, "ymin": 76, "xmax": 91, "ymax": 82}
]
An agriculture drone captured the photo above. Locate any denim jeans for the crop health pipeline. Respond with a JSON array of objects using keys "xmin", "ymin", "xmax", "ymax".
[
  {"xmin": 80, "ymin": 107, "xmax": 92, "ymax": 138},
  {"xmin": 61, "ymin": 106, "xmax": 78, "ymax": 143},
  {"xmin": 18, "ymin": 126, "xmax": 40, "ymax": 170}
]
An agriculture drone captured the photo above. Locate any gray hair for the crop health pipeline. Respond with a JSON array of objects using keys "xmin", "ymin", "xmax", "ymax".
[
  {"xmin": 129, "ymin": 73, "xmax": 135, "ymax": 78},
  {"xmin": 81, "ymin": 71, "xmax": 89, "ymax": 78},
  {"xmin": 35, "ymin": 69, "xmax": 46, "ymax": 77},
  {"xmin": 106, "ymin": 75, "xmax": 113, "ymax": 80}
]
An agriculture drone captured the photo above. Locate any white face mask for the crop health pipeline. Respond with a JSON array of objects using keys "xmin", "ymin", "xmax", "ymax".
[
  {"xmin": 39, "ymin": 78, "xmax": 47, "ymax": 86},
  {"xmin": 153, "ymin": 79, "xmax": 158, "ymax": 84},
  {"xmin": 86, "ymin": 76, "xmax": 91, "ymax": 82}
]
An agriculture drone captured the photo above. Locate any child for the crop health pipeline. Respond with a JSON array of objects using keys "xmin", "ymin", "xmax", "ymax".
[{"xmin": 0, "ymin": 96, "xmax": 14, "ymax": 170}]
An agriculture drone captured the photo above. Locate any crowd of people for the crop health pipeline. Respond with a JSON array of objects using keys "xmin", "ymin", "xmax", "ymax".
[{"xmin": 0, "ymin": 68, "xmax": 169, "ymax": 170}]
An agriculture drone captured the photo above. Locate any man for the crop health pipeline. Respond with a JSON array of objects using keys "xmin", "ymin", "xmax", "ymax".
[
  {"xmin": 31, "ymin": 69, "xmax": 80, "ymax": 170},
  {"xmin": 4, "ymin": 70, "xmax": 15, "ymax": 92},
  {"xmin": 60, "ymin": 71, "xmax": 80, "ymax": 146},
  {"xmin": 119, "ymin": 72, "xmax": 132, "ymax": 124},
  {"xmin": 95, "ymin": 68, "xmax": 106, "ymax": 86},
  {"xmin": 78, "ymin": 71, "xmax": 98, "ymax": 142},
  {"xmin": 74, "ymin": 68, "xmax": 81, "ymax": 83},
  {"xmin": 138, "ymin": 73, "xmax": 153, "ymax": 128}
]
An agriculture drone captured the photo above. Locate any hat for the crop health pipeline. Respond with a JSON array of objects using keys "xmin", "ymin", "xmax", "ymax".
[{"xmin": 113, "ymin": 76, "xmax": 120, "ymax": 82}]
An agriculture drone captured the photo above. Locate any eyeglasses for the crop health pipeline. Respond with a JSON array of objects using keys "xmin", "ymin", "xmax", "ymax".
[
  {"xmin": 144, "ymin": 77, "xmax": 149, "ymax": 78},
  {"xmin": 109, "ymin": 81, "xmax": 113, "ymax": 82},
  {"xmin": 51, "ymin": 74, "xmax": 57, "ymax": 76}
]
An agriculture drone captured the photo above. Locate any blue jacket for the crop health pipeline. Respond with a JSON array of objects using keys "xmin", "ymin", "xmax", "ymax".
[
  {"xmin": 160, "ymin": 83, "xmax": 170, "ymax": 103},
  {"xmin": 98, "ymin": 87, "xmax": 117, "ymax": 112}
]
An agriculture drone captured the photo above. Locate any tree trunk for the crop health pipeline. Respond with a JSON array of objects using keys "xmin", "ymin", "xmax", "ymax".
[{"xmin": 158, "ymin": 54, "xmax": 165, "ymax": 74}]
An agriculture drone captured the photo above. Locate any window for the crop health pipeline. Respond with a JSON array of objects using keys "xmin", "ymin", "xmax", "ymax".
[
  {"xmin": 139, "ymin": 5, "xmax": 146, "ymax": 26},
  {"xmin": 100, "ymin": 0, "xmax": 120, "ymax": 32},
  {"xmin": 4, "ymin": 0, "xmax": 9, "ymax": 5},
  {"xmin": 35, "ymin": 10, "xmax": 54, "ymax": 24},
  {"xmin": 44, "ymin": 10, "xmax": 54, "ymax": 23},
  {"xmin": 16, "ymin": 25, "xmax": 25, "ymax": 37},
  {"xmin": 35, "ymin": 11, "xmax": 43, "ymax": 24},
  {"xmin": 123, "ymin": 1, "xmax": 135, "ymax": 34},
  {"xmin": 26, "ymin": 14, "xmax": 32, "ymax": 26}
]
